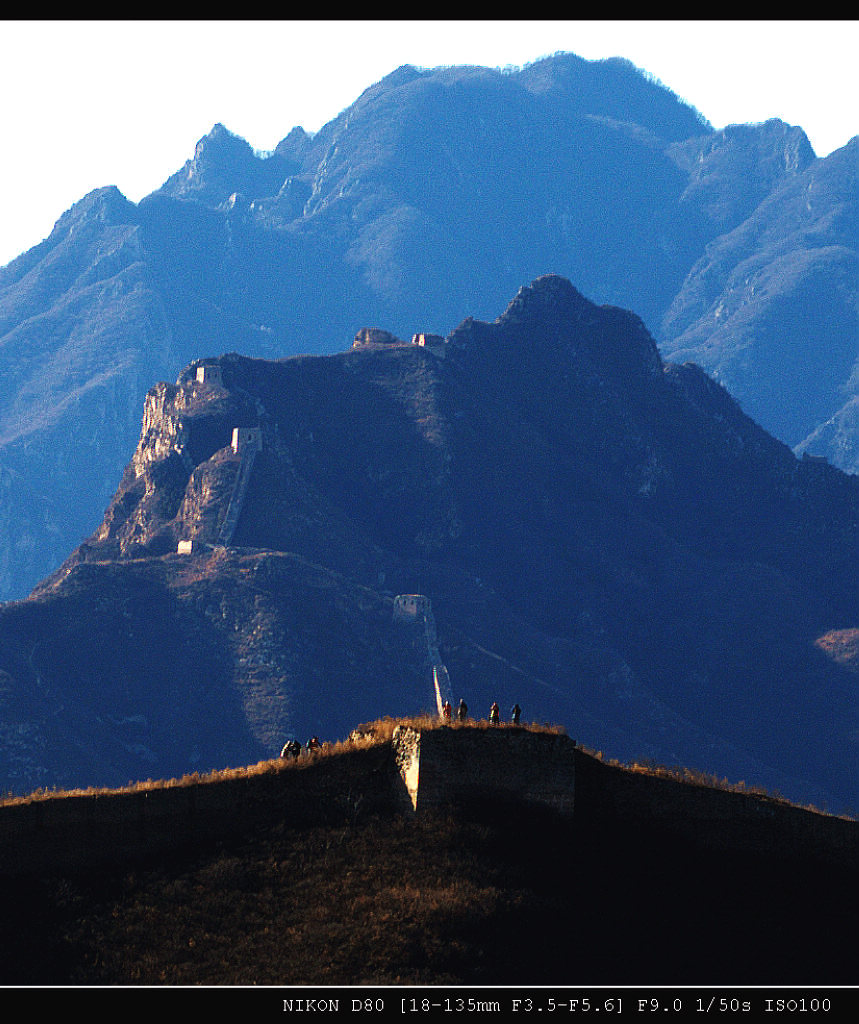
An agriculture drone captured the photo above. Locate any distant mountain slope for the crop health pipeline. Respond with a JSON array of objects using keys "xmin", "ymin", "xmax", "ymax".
[
  {"xmin": 0, "ymin": 52, "xmax": 854, "ymax": 600},
  {"xmin": 796, "ymin": 395, "xmax": 859, "ymax": 473},
  {"xmin": 0, "ymin": 276, "xmax": 855, "ymax": 814},
  {"xmin": 661, "ymin": 135, "xmax": 859, "ymax": 448}
]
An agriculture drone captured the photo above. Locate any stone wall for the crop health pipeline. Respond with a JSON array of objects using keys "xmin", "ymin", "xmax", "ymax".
[
  {"xmin": 393, "ymin": 725, "xmax": 576, "ymax": 816},
  {"xmin": 393, "ymin": 594, "xmax": 453, "ymax": 713},
  {"xmin": 573, "ymin": 751, "xmax": 859, "ymax": 868},
  {"xmin": 0, "ymin": 743, "xmax": 403, "ymax": 877},
  {"xmin": 1, "ymin": 726, "xmax": 856, "ymax": 878},
  {"xmin": 218, "ymin": 428, "xmax": 263, "ymax": 545}
]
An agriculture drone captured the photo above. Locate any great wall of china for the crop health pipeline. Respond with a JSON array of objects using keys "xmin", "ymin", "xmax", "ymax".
[
  {"xmin": 392, "ymin": 594, "xmax": 453, "ymax": 715},
  {"xmin": 2, "ymin": 723, "xmax": 858, "ymax": 878},
  {"xmin": 217, "ymin": 426, "xmax": 263, "ymax": 546},
  {"xmin": 177, "ymin": 340, "xmax": 443, "ymax": 557},
  {"xmin": 8, "ymin": 359, "xmax": 852, "ymax": 881},
  {"xmin": 177, "ymin": 363, "xmax": 263, "ymax": 554}
]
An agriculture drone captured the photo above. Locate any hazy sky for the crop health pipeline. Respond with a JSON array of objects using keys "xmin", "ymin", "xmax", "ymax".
[{"xmin": 0, "ymin": 19, "xmax": 856, "ymax": 268}]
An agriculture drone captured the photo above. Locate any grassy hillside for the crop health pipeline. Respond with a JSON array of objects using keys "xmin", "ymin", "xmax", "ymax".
[{"xmin": 1, "ymin": 717, "xmax": 856, "ymax": 986}]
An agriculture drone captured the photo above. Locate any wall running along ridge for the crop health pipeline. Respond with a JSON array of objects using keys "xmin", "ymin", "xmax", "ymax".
[{"xmin": 1, "ymin": 727, "xmax": 857, "ymax": 877}]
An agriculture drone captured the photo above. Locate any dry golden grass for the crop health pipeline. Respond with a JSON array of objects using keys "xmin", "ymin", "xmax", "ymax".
[
  {"xmin": 815, "ymin": 627, "xmax": 859, "ymax": 671},
  {"xmin": 575, "ymin": 744, "xmax": 855, "ymax": 820},
  {"xmin": 4, "ymin": 712, "xmax": 847, "ymax": 822},
  {"xmin": 4, "ymin": 808, "xmax": 561, "ymax": 985}
]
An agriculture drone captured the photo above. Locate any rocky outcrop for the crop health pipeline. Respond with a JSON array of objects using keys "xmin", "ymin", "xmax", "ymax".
[{"xmin": 83, "ymin": 364, "xmax": 261, "ymax": 558}]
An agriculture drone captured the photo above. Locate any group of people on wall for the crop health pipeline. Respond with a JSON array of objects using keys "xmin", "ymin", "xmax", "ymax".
[
  {"xmin": 280, "ymin": 736, "xmax": 322, "ymax": 759},
  {"xmin": 441, "ymin": 699, "xmax": 522, "ymax": 726},
  {"xmin": 280, "ymin": 701, "xmax": 526, "ymax": 761}
]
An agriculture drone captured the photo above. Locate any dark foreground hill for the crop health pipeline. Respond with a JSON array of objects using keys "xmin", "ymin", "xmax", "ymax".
[
  {"xmin": 1, "ymin": 720, "xmax": 856, "ymax": 986},
  {"xmin": 0, "ymin": 52, "xmax": 855, "ymax": 602},
  {"xmin": 0, "ymin": 275, "xmax": 856, "ymax": 813}
]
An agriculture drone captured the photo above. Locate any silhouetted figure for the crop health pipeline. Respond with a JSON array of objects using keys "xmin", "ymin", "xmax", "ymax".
[
  {"xmin": 457, "ymin": 699, "xmax": 468, "ymax": 722},
  {"xmin": 511, "ymin": 703, "xmax": 522, "ymax": 726},
  {"xmin": 489, "ymin": 701, "xmax": 500, "ymax": 725},
  {"xmin": 281, "ymin": 739, "xmax": 301, "ymax": 759},
  {"xmin": 442, "ymin": 700, "xmax": 452, "ymax": 721},
  {"xmin": 307, "ymin": 736, "xmax": 322, "ymax": 753}
]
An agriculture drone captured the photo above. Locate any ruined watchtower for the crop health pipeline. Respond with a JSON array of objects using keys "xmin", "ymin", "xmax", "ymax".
[
  {"xmin": 195, "ymin": 364, "xmax": 223, "ymax": 387},
  {"xmin": 231, "ymin": 427, "xmax": 263, "ymax": 454},
  {"xmin": 352, "ymin": 327, "xmax": 406, "ymax": 349},
  {"xmin": 393, "ymin": 725, "xmax": 577, "ymax": 816},
  {"xmin": 411, "ymin": 333, "xmax": 446, "ymax": 358},
  {"xmin": 392, "ymin": 594, "xmax": 433, "ymax": 622}
]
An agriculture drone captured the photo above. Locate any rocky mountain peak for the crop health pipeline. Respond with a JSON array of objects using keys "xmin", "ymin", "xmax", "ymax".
[
  {"xmin": 497, "ymin": 274, "xmax": 593, "ymax": 324},
  {"xmin": 156, "ymin": 123, "xmax": 294, "ymax": 206},
  {"xmin": 480, "ymin": 274, "xmax": 663, "ymax": 384},
  {"xmin": 51, "ymin": 185, "xmax": 137, "ymax": 235},
  {"xmin": 273, "ymin": 125, "xmax": 313, "ymax": 162},
  {"xmin": 193, "ymin": 122, "xmax": 251, "ymax": 162}
]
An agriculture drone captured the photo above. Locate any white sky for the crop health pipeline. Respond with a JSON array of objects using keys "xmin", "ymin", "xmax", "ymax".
[{"xmin": 0, "ymin": 19, "xmax": 856, "ymax": 269}]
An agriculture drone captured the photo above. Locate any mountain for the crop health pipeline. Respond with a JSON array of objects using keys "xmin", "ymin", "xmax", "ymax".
[
  {"xmin": 0, "ymin": 52, "xmax": 855, "ymax": 601},
  {"xmin": 0, "ymin": 275, "xmax": 855, "ymax": 814}
]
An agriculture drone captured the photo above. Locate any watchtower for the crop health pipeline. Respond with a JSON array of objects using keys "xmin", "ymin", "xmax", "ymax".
[
  {"xmin": 231, "ymin": 427, "xmax": 263, "ymax": 454},
  {"xmin": 352, "ymin": 327, "xmax": 406, "ymax": 349},
  {"xmin": 195, "ymin": 364, "xmax": 223, "ymax": 387},
  {"xmin": 393, "ymin": 594, "xmax": 432, "ymax": 622},
  {"xmin": 411, "ymin": 333, "xmax": 446, "ymax": 358}
]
